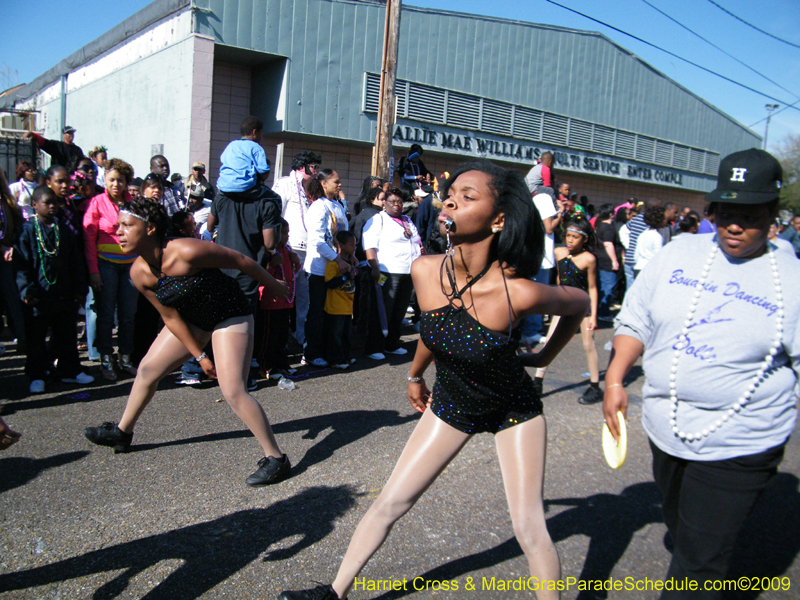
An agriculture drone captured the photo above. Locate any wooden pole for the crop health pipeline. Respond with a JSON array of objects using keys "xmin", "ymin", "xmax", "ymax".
[{"xmin": 373, "ymin": 0, "xmax": 401, "ymax": 181}]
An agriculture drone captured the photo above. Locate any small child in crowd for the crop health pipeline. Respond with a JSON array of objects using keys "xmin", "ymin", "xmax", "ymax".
[
  {"xmin": 324, "ymin": 230, "xmax": 358, "ymax": 369},
  {"xmin": 255, "ymin": 219, "xmax": 298, "ymax": 380},
  {"xmin": 15, "ymin": 186, "xmax": 93, "ymax": 393}
]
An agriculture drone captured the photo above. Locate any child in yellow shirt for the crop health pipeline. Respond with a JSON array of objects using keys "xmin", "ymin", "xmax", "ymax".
[{"xmin": 324, "ymin": 231, "xmax": 358, "ymax": 368}]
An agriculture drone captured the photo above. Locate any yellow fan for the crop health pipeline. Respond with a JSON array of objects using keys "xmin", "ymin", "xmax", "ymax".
[{"xmin": 602, "ymin": 411, "xmax": 627, "ymax": 469}]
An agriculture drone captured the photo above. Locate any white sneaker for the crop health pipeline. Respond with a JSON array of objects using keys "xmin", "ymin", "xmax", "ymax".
[
  {"xmin": 30, "ymin": 379, "xmax": 45, "ymax": 394},
  {"xmin": 385, "ymin": 347, "xmax": 408, "ymax": 355},
  {"xmin": 367, "ymin": 352, "xmax": 385, "ymax": 360},
  {"xmin": 301, "ymin": 357, "xmax": 328, "ymax": 367},
  {"xmin": 62, "ymin": 372, "xmax": 95, "ymax": 384},
  {"xmin": 522, "ymin": 333, "xmax": 544, "ymax": 345}
]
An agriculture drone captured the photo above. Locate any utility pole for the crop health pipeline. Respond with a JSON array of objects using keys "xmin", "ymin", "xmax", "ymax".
[
  {"xmin": 373, "ymin": 0, "xmax": 401, "ymax": 181},
  {"xmin": 764, "ymin": 103, "xmax": 779, "ymax": 150}
]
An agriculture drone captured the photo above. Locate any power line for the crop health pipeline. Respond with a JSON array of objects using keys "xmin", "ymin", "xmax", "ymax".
[
  {"xmin": 749, "ymin": 100, "xmax": 800, "ymax": 128},
  {"xmin": 544, "ymin": 0, "xmax": 800, "ymax": 115},
  {"xmin": 706, "ymin": 0, "xmax": 800, "ymax": 50},
  {"xmin": 640, "ymin": 0, "xmax": 800, "ymax": 103}
]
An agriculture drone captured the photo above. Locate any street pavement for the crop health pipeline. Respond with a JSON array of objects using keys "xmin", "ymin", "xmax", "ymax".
[{"xmin": 1, "ymin": 323, "xmax": 798, "ymax": 600}]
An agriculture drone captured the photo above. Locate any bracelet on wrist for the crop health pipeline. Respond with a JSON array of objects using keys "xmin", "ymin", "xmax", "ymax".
[
  {"xmin": 407, "ymin": 373, "xmax": 423, "ymax": 383},
  {"xmin": 606, "ymin": 382, "xmax": 623, "ymax": 390},
  {"xmin": 196, "ymin": 352, "xmax": 208, "ymax": 362}
]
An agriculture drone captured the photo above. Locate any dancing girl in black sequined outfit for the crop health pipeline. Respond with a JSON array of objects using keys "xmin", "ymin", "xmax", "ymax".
[
  {"xmin": 84, "ymin": 199, "xmax": 293, "ymax": 486},
  {"xmin": 279, "ymin": 161, "xmax": 590, "ymax": 600}
]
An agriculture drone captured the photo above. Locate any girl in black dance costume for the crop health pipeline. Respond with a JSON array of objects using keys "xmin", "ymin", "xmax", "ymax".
[
  {"xmin": 279, "ymin": 160, "xmax": 590, "ymax": 600},
  {"xmin": 533, "ymin": 217, "xmax": 601, "ymax": 405},
  {"xmin": 84, "ymin": 199, "xmax": 293, "ymax": 487}
]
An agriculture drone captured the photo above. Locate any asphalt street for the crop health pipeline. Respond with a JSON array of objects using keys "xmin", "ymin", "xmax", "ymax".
[{"xmin": 1, "ymin": 323, "xmax": 798, "ymax": 600}]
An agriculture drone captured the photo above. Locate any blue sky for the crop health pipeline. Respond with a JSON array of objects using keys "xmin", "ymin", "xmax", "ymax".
[{"xmin": 3, "ymin": 0, "xmax": 799, "ymax": 151}]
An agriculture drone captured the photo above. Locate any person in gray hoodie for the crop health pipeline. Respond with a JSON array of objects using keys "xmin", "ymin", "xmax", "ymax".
[{"xmin": 604, "ymin": 148, "xmax": 799, "ymax": 598}]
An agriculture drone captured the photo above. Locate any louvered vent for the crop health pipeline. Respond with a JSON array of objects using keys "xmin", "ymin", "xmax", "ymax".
[
  {"xmin": 481, "ymin": 99, "xmax": 513, "ymax": 135},
  {"xmin": 364, "ymin": 72, "xmax": 380, "ymax": 113},
  {"xmin": 513, "ymin": 106, "xmax": 543, "ymax": 140},
  {"xmin": 395, "ymin": 80, "xmax": 408, "ymax": 118},
  {"xmin": 704, "ymin": 152, "xmax": 720, "ymax": 175},
  {"xmin": 655, "ymin": 140, "xmax": 672, "ymax": 166},
  {"xmin": 569, "ymin": 119, "xmax": 593, "ymax": 150},
  {"xmin": 593, "ymin": 125, "xmax": 615, "ymax": 155},
  {"xmin": 407, "ymin": 82, "xmax": 445, "ymax": 123},
  {"xmin": 615, "ymin": 131, "xmax": 635, "ymax": 158},
  {"xmin": 542, "ymin": 113, "xmax": 568, "ymax": 145},
  {"xmin": 447, "ymin": 92, "xmax": 480, "ymax": 130},
  {"xmin": 673, "ymin": 145, "xmax": 689, "ymax": 170},
  {"xmin": 689, "ymin": 148, "xmax": 705, "ymax": 172},
  {"xmin": 636, "ymin": 136, "xmax": 655, "ymax": 162}
]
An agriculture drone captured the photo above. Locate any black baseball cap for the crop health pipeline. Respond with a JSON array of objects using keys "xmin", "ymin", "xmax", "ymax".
[
  {"xmin": 705, "ymin": 148, "xmax": 782, "ymax": 205},
  {"xmin": 62, "ymin": 125, "xmax": 76, "ymax": 134}
]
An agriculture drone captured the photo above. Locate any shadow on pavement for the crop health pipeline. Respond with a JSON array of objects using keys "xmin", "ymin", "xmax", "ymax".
[
  {"xmin": 0, "ymin": 451, "xmax": 91, "ymax": 494},
  {"xmin": 127, "ymin": 410, "xmax": 418, "ymax": 478},
  {"xmin": 0, "ymin": 485, "xmax": 358, "ymax": 599},
  {"xmin": 371, "ymin": 482, "xmax": 663, "ymax": 600}
]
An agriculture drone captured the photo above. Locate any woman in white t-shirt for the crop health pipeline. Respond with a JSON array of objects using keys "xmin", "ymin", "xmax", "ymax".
[
  {"xmin": 362, "ymin": 187, "xmax": 422, "ymax": 360},
  {"xmin": 633, "ymin": 205, "xmax": 666, "ymax": 277},
  {"xmin": 9, "ymin": 161, "xmax": 37, "ymax": 220}
]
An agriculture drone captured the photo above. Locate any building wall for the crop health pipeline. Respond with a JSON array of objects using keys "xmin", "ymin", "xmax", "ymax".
[
  {"xmin": 20, "ymin": 10, "xmax": 198, "ymax": 177},
  {"xmin": 194, "ymin": 0, "xmax": 759, "ymax": 160},
  {"xmin": 209, "ymin": 61, "xmax": 253, "ymax": 180}
]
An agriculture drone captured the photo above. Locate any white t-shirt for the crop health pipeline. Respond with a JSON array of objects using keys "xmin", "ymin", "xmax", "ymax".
[
  {"xmin": 273, "ymin": 170, "xmax": 311, "ymax": 251},
  {"xmin": 10, "ymin": 180, "xmax": 36, "ymax": 219},
  {"xmin": 362, "ymin": 211, "xmax": 422, "ymax": 274},
  {"xmin": 634, "ymin": 228, "xmax": 663, "ymax": 271},
  {"xmin": 532, "ymin": 193, "xmax": 557, "ymax": 269}
]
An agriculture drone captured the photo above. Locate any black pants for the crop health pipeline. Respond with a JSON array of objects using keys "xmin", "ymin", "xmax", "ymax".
[
  {"xmin": 650, "ymin": 440, "xmax": 785, "ymax": 599},
  {"xmin": 324, "ymin": 313, "xmax": 351, "ymax": 364},
  {"xmin": 303, "ymin": 273, "xmax": 328, "ymax": 361},
  {"xmin": 24, "ymin": 303, "xmax": 81, "ymax": 381},
  {"xmin": 254, "ymin": 308, "xmax": 291, "ymax": 372},
  {"xmin": 365, "ymin": 272, "xmax": 414, "ymax": 354}
]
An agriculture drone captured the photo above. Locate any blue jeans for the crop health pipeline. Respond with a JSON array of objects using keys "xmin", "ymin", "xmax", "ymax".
[
  {"xmin": 95, "ymin": 260, "xmax": 138, "ymax": 356},
  {"xmin": 598, "ymin": 269, "xmax": 617, "ymax": 318},
  {"xmin": 624, "ymin": 261, "xmax": 635, "ymax": 292},
  {"xmin": 85, "ymin": 288, "xmax": 100, "ymax": 360},
  {"xmin": 519, "ymin": 267, "xmax": 552, "ymax": 337}
]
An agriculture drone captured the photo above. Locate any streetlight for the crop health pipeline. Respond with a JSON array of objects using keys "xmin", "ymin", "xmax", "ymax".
[{"xmin": 764, "ymin": 104, "xmax": 779, "ymax": 150}]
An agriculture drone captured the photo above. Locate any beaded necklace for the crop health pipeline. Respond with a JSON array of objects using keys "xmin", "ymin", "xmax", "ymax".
[
  {"xmin": 0, "ymin": 201, "xmax": 7, "ymax": 242},
  {"xmin": 669, "ymin": 243, "xmax": 783, "ymax": 442},
  {"xmin": 293, "ymin": 170, "xmax": 312, "ymax": 233},
  {"xmin": 277, "ymin": 263, "xmax": 297, "ymax": 305},
  {"xmin": 33, "ymin": 216, "xmax": 61, "ymax": 285}
]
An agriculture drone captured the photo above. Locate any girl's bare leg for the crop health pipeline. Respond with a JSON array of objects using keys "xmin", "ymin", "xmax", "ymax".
[
  {"xmin": 534, "ymin": 315, "xmax": 560, "ymax": 379},
  {"xmin": 495, "ymin": 416, "xmax": 561, "ymax": 599},
  {"xmin": 580, "ymin": 317, "xmax": 599, "ymax": 383},
  {"xmin": 118, "ymin": 326, "xmax": 209, "ymax": 432},
  {"xmin": 331, "ymin": 409, "xmax": 471, "ymax": 598},
  {"xmin": 211, "ymin": 316, "xmax": 282, "ymax": 458}
]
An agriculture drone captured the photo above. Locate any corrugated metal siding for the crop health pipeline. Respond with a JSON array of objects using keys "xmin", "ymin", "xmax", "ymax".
[{"xmin": 193, "ymin": 0, "xmax": 759, "ymax": 157}]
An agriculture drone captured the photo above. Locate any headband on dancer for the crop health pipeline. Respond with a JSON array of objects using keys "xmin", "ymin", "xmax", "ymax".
[
  {"xmin": 567, "ymin": 227, "xmax": 588, "ymax": 237},
  {"xmin": 119, "ymin": 209, "xmax": 148, "ymax": 222}
]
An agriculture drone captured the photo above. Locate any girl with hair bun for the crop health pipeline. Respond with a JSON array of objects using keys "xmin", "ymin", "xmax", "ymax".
[
  {"xmin": 279, "ymin": 160, "xmax": 590, "ymax": 600},
  {"xmin": 84, "ymin": 198, "xmax": 293, "ymax": 487}
]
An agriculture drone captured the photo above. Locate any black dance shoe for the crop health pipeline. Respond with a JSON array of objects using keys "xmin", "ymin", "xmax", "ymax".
[
  {"xmin": 578, "ymin": 386, "xmax": 604, "ymax": 405},
  {"xmin": 278, "ymin": 584, "xmax": 340, "ymax": 600},
  {"xmin": 84, "ymin": 422, "xmax": 133, "ymax": 453},
  {"xmin": 245, "ymin": 454, "xmax": 291, "ymax": 486}
]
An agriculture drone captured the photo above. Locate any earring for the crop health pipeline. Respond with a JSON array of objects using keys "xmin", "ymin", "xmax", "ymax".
[{"xmin": 492, "ymin": 227, "xmax": 501, "ymax": 233}]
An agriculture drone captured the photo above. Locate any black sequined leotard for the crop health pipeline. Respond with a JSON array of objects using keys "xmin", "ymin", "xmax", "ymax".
[
  {"xmin": 420, "ymin": 267, "xmax": 542, "ymax": 434},
  {"xmin": 557, "ymin": 253, "xmax": 589, "ymax": 291},
  {"xmin": 154, "ymin": 268, "xmax": 251, "ymax": 332}
]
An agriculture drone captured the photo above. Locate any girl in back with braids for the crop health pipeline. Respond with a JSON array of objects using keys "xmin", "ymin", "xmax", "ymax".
[{"xmin": 84, "ymin": 198, "xmax": 294, "ymax": 487}]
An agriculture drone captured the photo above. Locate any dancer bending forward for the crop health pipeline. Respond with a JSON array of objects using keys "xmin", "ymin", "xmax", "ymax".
[
  {"xmin": 279, "ymin": 160, "xmax": 590, "ymax": 600},
  {"xmin": 84, "ymin": 199, "xmax": 292, "ymax": 486}
]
